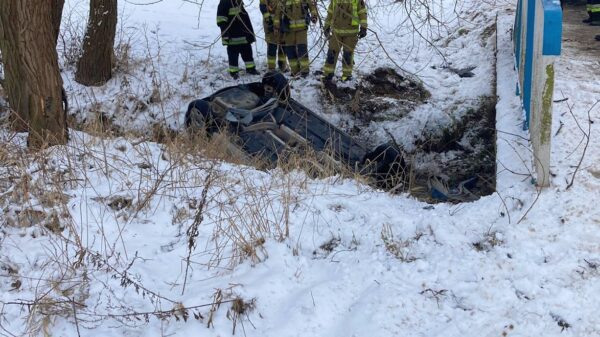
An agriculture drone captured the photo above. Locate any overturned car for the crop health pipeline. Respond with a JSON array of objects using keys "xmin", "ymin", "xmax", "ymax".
[{"xmin": 185, "ymin": 72, "xmax": 406, "ymax": 190}]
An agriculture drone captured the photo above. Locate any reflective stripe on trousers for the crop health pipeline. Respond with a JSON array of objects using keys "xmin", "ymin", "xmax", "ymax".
[{"xmin": 228, "ymin": 37, "xmax": 249, "ymax": 45}]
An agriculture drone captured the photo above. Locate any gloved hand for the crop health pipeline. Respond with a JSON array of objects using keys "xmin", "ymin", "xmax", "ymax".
[
  {"xmin": 311, "ymin": 16, "xmax": 317, "ymax": 24},
  {"xmin": 358, "ymin": 27, "xmax": 367, "ymax": 39},
  {"xmin": 324, "ymin": 26, "xmax": 331, "ymax": 37}
]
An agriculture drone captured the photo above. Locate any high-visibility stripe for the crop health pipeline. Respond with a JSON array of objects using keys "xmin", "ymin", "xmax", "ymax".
[
  {"xmin": 228, "ymin": 37, "xmax": 248, "ymax": 45},
  {"xmin": 352, "ymin": 0, "xmax": 359, "ymax": 26},
  {"xmin": 217, "ymin": 16, "xmax": 228, "ymax": 24},
  {"xmin": 288, "ymin": 58, "xmax": 299, "ymax": 72},
  {"xmin": 245, "ymin": 62, "xmax": 256, "ymax": 69},
  {"xmin": 229, "ymin": 67, "xmax": 240, "ymax": 73},
  {"xmin": 334, "ymin": 28, "xmax": 359, "ymax": 34},
  {"xmin": 263, "ymin": 12, "xmax": 271, "ymax": 18},
  {"xmin": 342, "ymin": 63, "xmax": 353, "ymax": 76},
  {"xmin": 228, "ymin": 7, "xmax": 241, "ymax": 15},
  {"xmin": 289, "ymin": 19, "xmax": 307, "ymax": 29},
  {"xmin": 323, "ymin": 64, "xmax": 335, "ymax": 74}
]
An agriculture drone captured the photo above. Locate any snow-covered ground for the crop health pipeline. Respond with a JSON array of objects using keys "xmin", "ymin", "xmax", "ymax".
[
  {"xmin": 60, "ymin": 0, "xmax": 496, "ymax": 149},
  {"xmin": 1, "ymin": 1, "xmax": 600, "ymax": 336}
]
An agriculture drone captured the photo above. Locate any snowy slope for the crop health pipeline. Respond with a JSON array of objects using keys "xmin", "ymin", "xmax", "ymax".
[
  {"xmin": 1, "ymin": 1, "xmax": 600, "ymax": 337},
  {"xmin": 61, "ymin": 0, "xmax": 496, "ymax": 149}
]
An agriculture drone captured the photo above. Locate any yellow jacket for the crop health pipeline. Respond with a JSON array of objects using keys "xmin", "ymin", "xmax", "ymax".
[
  {"xmin": 260, "ymin": 0, "xmax": 277, "ymax": 28},
  {"xmin": 273, "ymin": 0, "xmax": 317, "ymax": 32},
  {"xmin": 324, "ymin": 0, "xmax": 367, "ymax": 35}
]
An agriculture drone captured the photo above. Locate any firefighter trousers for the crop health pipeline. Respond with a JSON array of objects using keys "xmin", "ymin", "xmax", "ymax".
[
  {"xmin": 227, "ymin": 44, "xmax": 256, "ymax": 74},
  {"xmin": 323, "ymin": 33, "xmax": 358, "ymax": 78},
  {"xmin": 267, "ymin": 43, "xmax": 288, "ymax": 70},
  {"xmin": 282, "ymin": 29, "xmax": 309, "ymax": 75}
]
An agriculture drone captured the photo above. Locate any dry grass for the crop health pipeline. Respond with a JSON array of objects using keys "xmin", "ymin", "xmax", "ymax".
[
  {"xmin": 0, "ymin": 4, "xmax": 418, "ymax": 335},
  {"xmin": 381, "ymin": 224, "xmax": 418, "ymax": 263},
  {"xmin": 0, "ymin": 118, "xmax": 327, "ymax": 335},
  {"xmin": 0, "ymin": 28, "xmax": 388, "ymax": 337}
]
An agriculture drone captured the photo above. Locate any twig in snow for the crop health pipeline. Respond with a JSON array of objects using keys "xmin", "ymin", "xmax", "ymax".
[
  {"xmin": 517, "ymin": 187, "xmax": 542, "ymax": 224},
  {"xmin": 494, "ymin": 189, "xmax": 511, "ymax": 224},
  {"xmin": 584, "ymin": 259, "xmax": 598, "ymax": 270},
  {"xmin": 419, "ymin": 288, "xmax": 447, "ymax": 308},
  {"xmin": 550, "ymin": 312, "xmax": 571, "ymax": 331},
  {"xmin": 70, "ymin": 298, "xmax": 82, "ymax": 337},
  {"xmin": 554, "ymin": 120, "xmax": 564, "ymax": 137},
  {"xmin": 565, "ymin": 99, "xmax": 599, "ymax": 190}
]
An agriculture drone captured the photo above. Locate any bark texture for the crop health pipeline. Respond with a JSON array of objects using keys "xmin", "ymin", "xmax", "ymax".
[
  {"xmin": 75, "ymin": 0, "xmax": 118, "ymax": 86},
  {"xmin": 51, "ymin": 0, "xmax": 66, "ymax": 45},
  {"xmin": 0, "ymin": 0, "xmax": 68, "ymax": 147}
]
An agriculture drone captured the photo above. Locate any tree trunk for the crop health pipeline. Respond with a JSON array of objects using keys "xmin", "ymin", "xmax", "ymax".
[
  {"xmin": 0, "ymin": 1, "xmax": 68, "ymax": 148},
  {"xmin": 51, "ymin": 0, "xmax": 66, "ymax": 45},
  {"xmin": 75, "ymin": 0, "xmax": 118, "ymax": 86}
]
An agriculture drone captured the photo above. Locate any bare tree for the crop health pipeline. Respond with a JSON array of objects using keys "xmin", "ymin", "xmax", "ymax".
[
  {"xmin": 75, "ymin": 0, "xmax": 118, "ymax": 86},
  {"xmin": 0, "ymin": 1, "xmax": 68, "ymax": 148}
]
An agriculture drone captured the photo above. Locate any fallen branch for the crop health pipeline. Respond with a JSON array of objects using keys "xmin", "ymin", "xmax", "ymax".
[{"xmin": 182, "ymin": 169, "xmax": 214, "ymax": 295}]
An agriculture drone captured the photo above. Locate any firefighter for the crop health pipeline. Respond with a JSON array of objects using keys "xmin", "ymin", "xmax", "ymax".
[
  {"xmin": 322, "ymin": 0, "xmax": 368, "ymax": 82},
  {"xmin": 273, "ymin": 0, "xmax": 318, "ymax": 77},
  {"xmin": 584, "ymin": 0, "xmax": 600, "ymax": 25},
  {"xmin": 260, "ymin": 0, "xmax": 288, "ymax": 71},
  {"xmin": 217, "ymin": 0, "xmax": 259, "ymax": 79}
]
